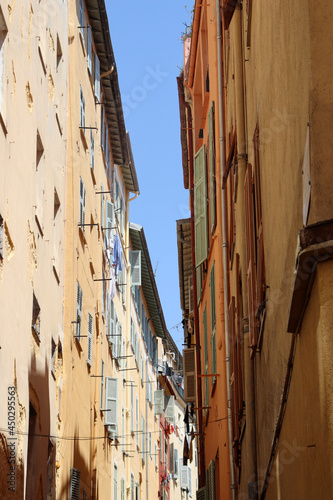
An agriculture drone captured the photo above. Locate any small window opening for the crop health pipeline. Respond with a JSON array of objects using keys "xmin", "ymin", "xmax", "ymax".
[
  {"xmin": 36, "ymin": 130, "xmax": 44, "ymax": 170},
  {"xmin": 54, "ymin": 188, "xmax": 60, "ymax": 218},
  {"xmin": 56, "ymin": 34, "xmax": 62, "ymax": 68},
  {"xmin": 32, "ymin": 293, "xmax": 41, "ymax": 340}
]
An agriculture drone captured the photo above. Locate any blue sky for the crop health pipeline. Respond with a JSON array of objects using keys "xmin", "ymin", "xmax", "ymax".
[{"xmin": 107, "ymin": 1, "xmax": 193, "ymax": 352}]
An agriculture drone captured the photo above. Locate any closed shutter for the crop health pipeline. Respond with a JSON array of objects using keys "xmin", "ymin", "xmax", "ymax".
[
  {"xmin": 203, "ymin": 305, "xmax": 209, "ymax": 408},
  {"xmin": 107, "ymin": 298, "xmax": 115, "ymax": 348},
  {"xmin": 100, "ymin": 183, "xmax": 104, "ymax": 231},
  {"xmin": 210, "ymin": 263, "xmax": 217, "ymax": 384},
  {"xmin": 105, "ymin": 201, "xmax": 114, "ymax": 246},
  {"xmin": 183, "ymin": 348, "xmax": 196, "ymax": 403},
  {"xmin": 174, "ymin": 448, "xmax": 179, "ymax": 477},
  {"xmin": 94, "ymin": 54, "xmax": 100, "ymax": 101},
  {"xmin": 194, "ymin": 145, "xmax": 208, "ymax": 266},
  {"xmin": 69, "ymin": 467, "xmax": 81, "ymax": 500},
  {"xmin": 87, "ymin": 26, "xmax": 92, "ymax": 73},
  {"xmin": 101, "ymin": 105, "xmax": 105, "ymax": 150},
  {"xmin": 188, "ymin": 466, "xmax": 192, "ymax": 496},
  {"xmin": 105, "ymin": 377, "xmax": 118, "ymax": 427},
  {"xmin": 79, "ymin": 177, "xmax": 86, "ymax": 229},
  {"xmin": 87, "ymin": 312, "xmax": 93, "ymax": 366},
  {"xmin": 244, "ymin": 164, "xmax": 257, "ymax": 353},
  {"xmin": 154, "ymin": 390, "xmax": 164, "ymax": 416},
  {"xmin": 170, "ymin": 443, "xmax": 174, "ymax": 473},
  {"xmin": 165, "ymin": 395, "xmax": 175, "ymax": 425},
  {"xmin": 136, "ymin": 397, "xmax": 139, "ymax": 446},
  {"xmin": 100, "ymin": 360, "xmax": 104, "ymax": 410},
  {"xmin": 141, "ymin": 415, "xmax": 145, "ymax": 456},
  {"xmin": 76, "ymin": 281, "xmax": 83, "ymax": 340},
  {"xmin": 208, "ymin": 460, "xmax": 215, "ymax": 500},
  {"xmin": 180, "ymin": 458, "xmax": 189, "ymax": 489},
  {"xmin": 196, "ymin": 486, "xmax": 207, "ymax": 500},
  {"xmin": 130, "ymin": 250, "xmax": 141, "ymax": 286},
  {"xmin": 208, "ymin": 102, "xmax": 216, "ymax": 233},
  {"xmin": 79, "ymin": 0, "xmax": 84, "ymax": 40},
  {"xmin": 235, "ymin": 254, "xmax": 244, "ymax": 418},
  {"xmin": 121, "ymin": 478, "xmax": 125, "ymax": 500}
]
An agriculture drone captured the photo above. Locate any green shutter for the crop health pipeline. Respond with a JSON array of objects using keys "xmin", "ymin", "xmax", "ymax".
[
  {"xmin": 196, "ymin": 265, "xmax": 202, "ymax": 305},
  {"xmin": 194, "ymin": 145, "xmax": 208, "ymax": 266},
  {"xmin": 105, "ymin": 377, "xmax": 118, "ymax": 426},
  {"xmin": 210, "ymin": 263, "xmax": 217, "ymax": 384},
  {"xmin": 209, "ymin": 103, "xmax": 216, "ymax": 233},
  {"xmin": 208, "ymin": 460, "xmax": 215, "ymax": 500},
  {"xmin": 87, "ymin": 312, "xmax": 93, "ymax": 366}
]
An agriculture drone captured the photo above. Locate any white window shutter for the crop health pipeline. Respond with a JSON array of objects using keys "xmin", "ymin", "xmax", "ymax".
[
  {"xmin": 90, "ymin": 130, "xmax": 94, "ymax": 169},
  {"xmin": 107, "ymin": 298, "xmax": 115, "ymax": 349},
  {"xmin": 87, "ymin": 26, "xmax": 92, "ymax": 73},
  {"xmin": 105, "ymin": 377, "xmax": 118, "ymax": 427},
  {"xmin": 87, "ymin": 312, "xmax": 93, "ymax": 365},
  {"xmin": 165, "ymin": 395, "xmax": 175, "ymax": 425},
  {"xmin": 180, "ymin": 458, "xmax": 189, "ymax": 489},
  {"xmin": 117, "ymin": 322, "xmax": 122, "ymax": 359},
  {"xmin": 170, "ymin": 443, "xmax": 174, "ymax": 473},
  {"xmin": 105, "ymin": 200, "xmax": 114, "ymax": 246},
  {"xmin": 94, "ymin": 54, "xmax": 100, "ymax": 101},
  {"xmin": 130, "ymin": 250, "xmax": 141, "ymax": 286},
  {"xmin": 174, "ymin": 448, "xmax": 179, "ymax": 477},
  {"xmin": 183, "ymin": 348, "xmax": 197, "ymax": 403},
  {"xmin": 79, "ymin": 0, "xmax": 84, "ymax": 40},
  {"xmin": 154, "ymin": 390, "xmax": 164, "ymax": 416}
]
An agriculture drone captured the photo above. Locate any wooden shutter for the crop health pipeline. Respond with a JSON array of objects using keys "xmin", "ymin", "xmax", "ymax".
[
  {"xmin": 244, "ymin": 163, "xmax": 257, "ymax": 353},
  {"xmin": 94, "ymin": 54, "xmax": 100, "ymax": 101},
  {"xmin": 130, "ymin": 250, "xmax": 141, "ymax": 286},
  {"xmin": 87, "ymin": 312, "xmax": 93, "ymax": 366},
  {"xmin": 80, "ymin": 86, "xmax": 85, "ymax": 128},
  {"xmin": 194, "ymin": 145, "xmax": 208, "ymax": 266},
  {"xmin": 174, "ymin": 448, "xmax": 179, "ymax": 477},
  {"xmin": 105, "ymin": 377, "xmax": 118, "ymax": 427},
  {"xmin": 76, "ymin": 281, "xmax": 83, "ymax": 340},
  {"xmin": 170, "ymin": 443, "xmax": 174, "ymax": 473},
  {"xmin": 229, "ymin": 158, "xmax": 236, "ymax": 263},
  {"xmin": 100, "ymin": 360, "xmax": 104, "ymax": 410},
  {"xmin": 105, "ymin": 200, "xmax": 114, "ymax": 246},
  {"xmin": 87, "ymin": 26, "xmax": 92, "ymax": 73},
  {"xmin": 69, "ymin": 467, "xmax": 81, "ymax": 500},
  {"xmin": 196, "ymin": 265, "xmax": 202, "ymax": 305},
  {"xmin": 235, "ymin": 254, "xmax": 243, "ymax": 419},
  {"xmin": 154, "ymin": 390, "xmax": 164, "ymax": 415},
  {"xmin": 208, "ymin": 460, "xmax": 215, "ymax": 500},
  {"xmin": 165, "ymin": 395, "xmax": 175, "ymax": 425},
  {"xmin": 183, "ymin": 348, "xmax": 196, "ymax": 403},
  {"xmin": 79, "ymin": 0, "xmax": 84, "ymax": 40},
  {"xmin": 208, "ymin": 102, "xmax": 216, "ymax": 233},
  {"xmin": 107, "ymin": 298, "xmax": 115, "ymax": 348},
  {"xmin": 79, "ymin": 177, "xmax": 86, "ymax": 229},
  {"xmin": 180, "ymin": 458, "xmax": 189, "ymax": 489},
  {"xmin": 197, "ymin": 486, "xmax": 208, "ymax": 500}
]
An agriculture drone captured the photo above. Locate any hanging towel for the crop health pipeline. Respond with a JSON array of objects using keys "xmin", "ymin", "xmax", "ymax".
[
  {"xmin": 108, "ymin": 267, "xmax": 116, "ymax": 301},
  {"xmin": 189, "ymin": 427, "xmax": 194, "ymax": 463},
  {"xmin": 183, "ymin": 435, "xmax": 189, "ymax": 466},
  {"xmin": 183, "ymin": 404, "xmax": 190, "ymax": 434},
  {"xmin": 112, "ymin": 234, "xmax": 122, "ymax": 275}
]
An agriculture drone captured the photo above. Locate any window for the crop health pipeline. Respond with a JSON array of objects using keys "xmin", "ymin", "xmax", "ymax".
[
  {"xmin": 26, "ymin": 403, "xmax": 38, "ymax": 498},
  {"xmin": 69, "ymin": 467, "xmax": 81, "ymax": 500},
  {"xmin": 94, "ymin": 54, "xmax": 100, "ymax": 101},
  {"xmin": 105, "ymin": 377, "xmax": 118, "ymax": 434},
  {"xmin": 141, "ymin": 414, "xmax": 145, "ymax": 460},
  {"xmin": 131, "ymin": 473, "xmax": 134, "ymax": 500},
  {"xmin": 130, "ymin": 251, "xmax": 141, "ymax": 286},
  {"xmin": 32, "ymin": 293, "xmax": 41, "ymax": 341},
  {"xmin": 75, "ymin": 281, "xmax": 83, "ymax": 341},
  {"xmin": 79, "ymin": 0, "xmax": 85, "ymax": 43},
  {"xmin": 210, "ymin": 263, "xmax": 217, "ymax": 384},
  {"xmin": 149, "ymin": 431, "xmax": 152, "ymax": 459},
  {"xmin": 203, "ymin": 304, "xmax": 209, "ymax": 410},
  {"xmin": 121, "ymin": 478, "xmax": 125, "ymax": 500},
  {"xmin": 136, "ymin": 397, "xmax": 139, "ymax": 446},
  {"xmin": 90, "ymin": 130, "xmax": 94, "ymax": 169},
  {"xmin": 87, "ymin": 312, "xmax": 93, "ymax": 366},
  {"xmin": 79, "ymin": 177, "xmax": 86, "ymax": 230},
  {"xmin": 100, "ymin": 360, "xmax": 104, "ymax": 410},
  {"xmin": 105, "ymin": 200, "xmax": 114, "ymax": 248},
  {"xmin": 174, "ymin": 448, "xmax": 179, "ymax": 477},
  {"xmin": 208, "ymin": 102, "xmax": 216, "ymax": 233},
  {"xmin": 194, "ymin": 145, "xmax": 208, "ymax": 266},
  {"xmin": 87, "ymin": 26, "xmax": 92, "ymax": 73},
  {"xmin": 113, "ymin": 463, "xmax": 118, "ymax": 500},
  {"xmin": 131, "ymin": 383, "xmax": 134, "ymax": 432},
  {"xmin": 80, "ymin": 85, "xmax": 85, "ymax": 129}
]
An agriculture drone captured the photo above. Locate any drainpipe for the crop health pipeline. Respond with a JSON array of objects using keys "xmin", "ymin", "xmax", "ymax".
[
  {"xmin": 92, "ymin": 325, "xmax": 100, "ymax": 499},
  {"xmin": 233, "ymin": 4, "xmax": 258, "ymax": 497},
  {"xmin": 177, "ymin": 77, "xmax": 205, "ymax": 489},
  {"xmin": 216, "ymin": 2, "xmax": 235, "ymax": 498}
]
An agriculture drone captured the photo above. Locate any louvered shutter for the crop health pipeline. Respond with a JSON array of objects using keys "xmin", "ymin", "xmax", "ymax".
[
  {"xmin": 165, "ymin": 395, "xmax": 175, "ymax": 425},
  {"xmin": 105, "ymin": 136, "xmax": 110, "ymax": 176},
  {"xmin": 116, "ymin": 322, "xmax": 122, "ymax": 360},
  {"xmin": 130, "ymin": 250, "xmax": 141, "ymax": 286},
  {"xmin": 196, "ymin": 265, "xmax": 202, "ymax": 305},
  {"xmin": 183, "ymin": 348, "xmax": 196, "ymax": 403},
  {"xmin": 229, "ymin": 158, "xmax": 236, "ymax": 261},
  {"xmin": 174, "ymin": 448, "xmax": 179, "ymax": 477},
  {"xmin": 170, "ymin": 443, "xmax": 174, "ymax": 473},
  {"xmin": 189, "ymin": 275, "xmax": 194, "ymax": 314},
  {"xmin": 101, "ymin": 106, "xmax": 105, "ymax": 150},
  {"xmin": 107, "ymin": 298, "xmax": 115, "ymax": 349},
  {"xmin": 194, "ymin": 145, "xmax": 208, "ymax": 266},
  {"xmin": 180, "ymin": 458, "xmax": 189, "ymax": 489},
  {"xmin": 76, "ymin": 281, "xmax": 83, "ymax": 340},
  {"xmin": 94, "ymin": 54, "xmax": 100, "ymax": 101},
  {"xmin": 121, "ymin": 478, "xmax": 125, "ymax": 500},
  {"xmin": 154, "ymin": 390, "xmax": 164, "ymax": 416},
  {"xmin": 153, "ymin": 336, "xmax": 158, "ymax": 367},
  {"xmin": 69, "ymin": 467, "xmax": 81, "ymax": 500},
  {"xmin": 87, "ymin": 312, "xmax": 93, "ymax": 366},
  {"xmin": 90, "ymin": 130, "xmax": 94, "ymax": 169},
  {"xmin": 100, "ymin": 183, "xmax": 104, "ymax": 231},
  {"xmin": 105, "ymin": 377, "xmax": 118, "ymax": 427},
  {"xmin": 79, "ymin": 177, "xmax": 86, "ymax": 229},
  {"xmin": 87, "ymin": 26, "xmax": 92, "ymax": 73},
  {"xmin": 244, "ymin": 164, "xmax": 257, "ymax": 353},
  {"xmin": 209, "ymin": 102, "xmax": 216, "ymax": 233},
  {"xmin": 131, "ymin": 383, "xmax": 134, "ymax": 431},
  {"xmin": 208, "ymin": 460, "xmax": 215, "ymax": 500},
  {"xmin": 100, "ymin": 360, "xmax": 104, "ymax": 410},
  {"xmin": 235, "ymin": 254, "xmax": 243, "ymax": 417},
  {"xmin": 188, "ymin": 467, "xmax": 192, "ymax": 496},
  {"xmin": 197, "ymin": 486, "xmax": 207, "ymax": 500},
  {"xmin": 105, "ymin": 200, "xmax": 114, "ymax": 247},
  {"xmin": 203, "ymin": 305, "xmax": 209, "ymax": 408}
]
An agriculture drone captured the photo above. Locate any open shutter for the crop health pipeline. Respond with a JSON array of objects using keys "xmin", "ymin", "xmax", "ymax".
[
  {"xmin": 194, "ymin": 145, "xmax": 208, "ymax": 266},
  {"xmin": 196, "ymin": 265, "xmax": 202, "ymax": 305},
  {"xmin": 130, "ymin": 250, "xmax": 141, "ymax": 286},
  {"xmin": 116, "ymin": 322, "xmax": 122, "ymax": 360},
  {"xmin": 180, "ymin": 458, "xmax": 189, "ymax": 489},
  {"xmin": 87, "ymin": 26, "xmax": 92, "ymax": 73},
  {"xmin": 100, "ymin": 360, "xmax": 104, "ymax": 410},
  {"xmin": 94, "ymin": 54, "xmax": 100, "ymax": 101},
  {"xmin": 80, "ymin": 86, "xmax": 85, "ymax": 128},
  {"xmin": 183, "ymin": 348, "xmax": 196, "ymax": 403},
  {"xmin": 105, "ymin": 200, "xmax": 114, "ymax": 246},
  {"xmin": 209, "ymin": 102, "xmax": 216, "ymax": 233},
  {"xmin": 235, "ymin": 254, "xmax": 244, "ymax": 418},
  {"xmin": 105, "ymin": 377, "xmax": 118, "ymax": 427},
  {"xmin": 79, "ymin": 177, "xmax": 86, "ymax": 229},
  {"xmin": 90, "ymin": 130, "xmax": 94, "ymax": 169},
  {"xmin": 174, "ymin": 448, "xmax": 179, "ymax": 477},
  {"xmin": 154, "ymin": 390, "xmax": 164, "ymax": 416},
  {"xmin": 76, "ymin": 281, "xmax": 83, "ymax": 340},
  {"xmin": 87, "ymin": 312, "xmax": 93, "ymax": 366},
  {"xmin": 165, "ymin": 395, "xmax": 175, "ymax": 425},
  {"xmin": 197, "ymin": 487, "xmax": 208, "ymax": 500},
  {"xmin": 79, "ymin": 0, "xmax": 85, "ymax": 40},
  {"xmin": 244, "ymin": 164, "xmax": 257, "ymax": 354},
  {"xmin": 107, "ymin": 299, "xmax": 115, "ymax": 350},
  {"xmin": 101, "ymin": 105, "xmax": 105, "ymax": 150},
  {"xmin": 70, "ymin": 467, "xmax": 81, "ymax": 500},
  {"xmin": 170, "ymin": 443, "xmax": 174, "ymax": 473}
]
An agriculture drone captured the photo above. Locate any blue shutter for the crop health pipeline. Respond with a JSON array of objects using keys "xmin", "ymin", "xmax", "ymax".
[
  {"xmin": 87, "ymin": 312, "xmax": 93, "ymax": 365},
  {"xmin": 94, "ymin": 54, "xmax": 100, "ymax": 101},
  {"xmin": 105, "ymin": 377, "xmax": 118, "ymax": 427}
]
